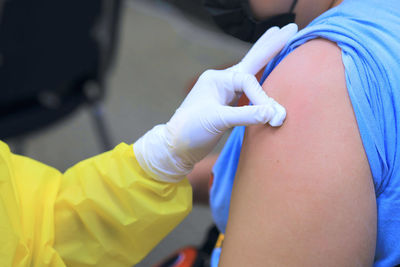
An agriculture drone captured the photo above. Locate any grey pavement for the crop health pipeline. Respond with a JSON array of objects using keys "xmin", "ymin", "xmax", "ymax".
[{"xmin": 17, "ymin": 0, "xmax": 250, "ymax": 266}]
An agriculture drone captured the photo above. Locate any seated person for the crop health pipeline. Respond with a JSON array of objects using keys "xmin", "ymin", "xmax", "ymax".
[{"xmin": 199, "ymin": 0, "xmax": 400, "ymax": 266}]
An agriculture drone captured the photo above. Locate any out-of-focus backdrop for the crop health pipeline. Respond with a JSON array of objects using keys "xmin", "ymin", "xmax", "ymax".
[{"xmin": 1, "ymin": 0, "xmax": 250, "ymax": 265}]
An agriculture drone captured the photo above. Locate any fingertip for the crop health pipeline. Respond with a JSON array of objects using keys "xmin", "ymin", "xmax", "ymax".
[
  {"xmin": 268, "ymin": 105, "xmax": 287, "ymax": 127},
  {"xmin": 257, "ymin": 105, "xmax": 275, "ymax": 124},
  {"xmin": 256, "ymin": 26, "xmax": 281, "ymax": 45},
  {"xmin": 269, "ymin": 118, "xmax": 285, "ymax": 127},
  {"xmin": 265, "ymin": 26, "xmax": 280, "ymax": 34},
  {"xmin": 280, "ymin": 23, "xmax": 298, "ymax": 37}
]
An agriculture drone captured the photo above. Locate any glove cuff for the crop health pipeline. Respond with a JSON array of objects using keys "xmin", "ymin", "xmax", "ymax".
[{"xmin": 133, "ymin": 124, "xmax": 193, "ymax": 183}]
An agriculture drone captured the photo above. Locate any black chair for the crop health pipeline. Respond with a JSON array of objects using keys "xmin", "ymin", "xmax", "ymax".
[{"xmin": 0, "ymin": 0, "xmax": 123, "ymax": 153}]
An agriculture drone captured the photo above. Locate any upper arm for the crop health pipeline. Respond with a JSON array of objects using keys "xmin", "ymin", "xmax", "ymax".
[{"xmin": 219, "ymin": 39, "xmax": 377, "ymax": 266}]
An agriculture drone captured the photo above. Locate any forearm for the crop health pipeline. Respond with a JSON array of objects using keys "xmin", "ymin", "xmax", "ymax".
[
  {"xmin": 54, "ymin": 143, "xmax": 192, "ymax": 266},
  {"xmin": 187, "ymin": 154, "xmax": 219, "ymax": 204}
]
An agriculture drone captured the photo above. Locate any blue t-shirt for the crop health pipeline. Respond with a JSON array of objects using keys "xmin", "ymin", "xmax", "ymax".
[{"xmin": 210, "ymin": 0, "xmax": 400, "ymax": 266}]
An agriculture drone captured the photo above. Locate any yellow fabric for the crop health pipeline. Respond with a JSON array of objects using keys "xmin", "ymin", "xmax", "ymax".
[{"xmin": 0, "ymin": 141, "xmax": 192, "ymax": 267}]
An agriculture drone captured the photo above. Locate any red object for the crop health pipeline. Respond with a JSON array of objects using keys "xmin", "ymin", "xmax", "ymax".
[{"xmin": 153, "ymin": 247, "xmax": 198, "ymax": 267}]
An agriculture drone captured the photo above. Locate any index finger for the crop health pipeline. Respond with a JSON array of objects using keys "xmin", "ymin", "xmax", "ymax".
[{"xmin": 237, "ymin": 23, "xmax": 298, "ymax": 75}]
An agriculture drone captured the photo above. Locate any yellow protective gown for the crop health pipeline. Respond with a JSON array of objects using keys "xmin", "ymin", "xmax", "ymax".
[{"xmin": 0, "ymin": 141, "xmax": 192, "ymax": 267}]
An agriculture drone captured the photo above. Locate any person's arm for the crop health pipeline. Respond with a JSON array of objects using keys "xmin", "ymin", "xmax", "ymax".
[
  {"xmin": 219, "ymin": 39, "xmax": 377, "ymax": 266},
  {"xmin": 54, "ymin": 143, "xmax": 192, "ymax": 266},
  {"xmin": 187, "ymin": 154, "xmax": 219, "ymax": 204},
  {"xmin": 0, "ymin": 141, "xmax": 190, "ymax": 266}
]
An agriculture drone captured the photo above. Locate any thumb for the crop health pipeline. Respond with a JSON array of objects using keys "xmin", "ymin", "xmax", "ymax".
[
  {"xmin": 232, "ymin": 72, "xmax": 270, "ymax": 105},
  {"xmin": 216, "ymin": 105, "xmax": 277, "ymax": 129}
]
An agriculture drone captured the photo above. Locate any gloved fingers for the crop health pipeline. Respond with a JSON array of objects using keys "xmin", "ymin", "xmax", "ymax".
[
  {"xmin": 216, "ymin": 105, "xmax": 277, "ymax": 130},
  {"xmin": 235, "ymin": 73, "xmax": 287, "ymax": 125},
  {"xmin": 232, "ymin": 23, "xmax": 298, "ymax": 75},
  {"xmin": 226, "ymin": 26, "xmax": 279, "ymax": 73},
  {"xmin": 236, "ymin": 26, "xmax": 280, "ymax": 74},
  {"xmin": 231, "ymin": 72, "xmax": 270, "ymax": 105}
]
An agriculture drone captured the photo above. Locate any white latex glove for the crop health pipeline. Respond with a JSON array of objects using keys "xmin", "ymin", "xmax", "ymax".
[{"xmin": 134, "ymin": 23, "xmax": 298, "ymax": 182}]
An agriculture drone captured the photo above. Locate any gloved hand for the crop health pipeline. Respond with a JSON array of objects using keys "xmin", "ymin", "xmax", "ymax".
[{"xmin": 134, "ymin": 23, "xmax": 298, "ymax": 182}]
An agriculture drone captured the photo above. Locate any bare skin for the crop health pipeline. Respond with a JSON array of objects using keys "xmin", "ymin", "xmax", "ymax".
[
  {"xmin": 187, "ymin": 154, "xmax": 218, "ymax": 204},
  {"xmin": 219, "ymin": 39, "xmax": 377, "ymax": 266},
  {"xmin": 187, "ymin": 0, "xmax": 375, "ymax": 264},
  {"xmin": 187, "ymin": 0, "xmax": 347, "ymax": 204}
]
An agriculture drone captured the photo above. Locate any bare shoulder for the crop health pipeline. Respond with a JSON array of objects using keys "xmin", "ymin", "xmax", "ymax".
[{"xmin": 219, "ymin": 39, "xmax": 377, "ymax": 266}]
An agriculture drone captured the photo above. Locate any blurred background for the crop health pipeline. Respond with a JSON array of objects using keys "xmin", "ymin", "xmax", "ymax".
[{"xmin": 0, "ymin": 0, "xmax": 250, "ymax": 265}]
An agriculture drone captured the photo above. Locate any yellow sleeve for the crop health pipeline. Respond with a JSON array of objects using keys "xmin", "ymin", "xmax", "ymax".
[
  {"xmin": 0, "ymin": 141, "xmax": 65, "ymax": 267},
  {"xmin": 0, "ymin": 141, "xmax": 192, "ymax": 267}
]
